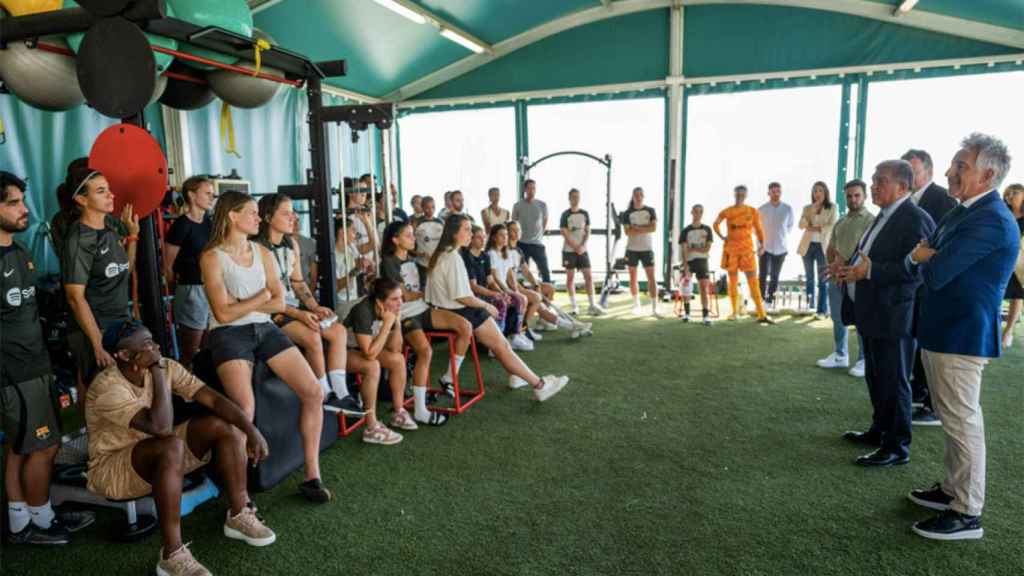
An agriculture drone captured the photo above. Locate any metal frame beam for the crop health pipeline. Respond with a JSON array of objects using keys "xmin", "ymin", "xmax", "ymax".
[{"xmin": 388, "ymin": 0, "xmax": 1024, "ymax": 103}]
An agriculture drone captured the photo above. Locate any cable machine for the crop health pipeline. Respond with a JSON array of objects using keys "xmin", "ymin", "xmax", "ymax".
[{"xmin": 518, "ymin": 151, "xmax": 614, "ymax": 283}]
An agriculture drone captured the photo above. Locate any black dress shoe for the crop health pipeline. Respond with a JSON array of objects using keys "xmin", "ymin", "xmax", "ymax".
[
  {"xmin": 912, "ymin": 510, "xmax": 983, "ymax": 541},
  {"xmin": 855, "ymin": 449, "xmax": 909, "ymax": 467},
  {"xmin": 842, "ymin": 430, "xmax": 882, "ymax": 446}
]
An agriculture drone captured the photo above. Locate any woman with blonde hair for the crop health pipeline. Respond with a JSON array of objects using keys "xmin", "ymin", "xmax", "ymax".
[
  {"xmin": 1001, "ymin": 183, "xmax": 1024, "ymax": 348},
  {"xmin": 797, "ymin": 181, "xmax": 837, "ymax": 319},
  {"xmin": 199, "ymin": 190, "xmax": 331, "ymax": 503}
]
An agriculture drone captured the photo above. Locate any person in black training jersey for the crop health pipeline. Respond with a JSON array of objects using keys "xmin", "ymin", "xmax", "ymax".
[
  {"xmin": 61, "ymin": 164, "xmax": 139, "ymax": 390},
  {"xmin": 1, "ymin": 172, "xmax": 96, "ymax": 545},
  {"xmin": 678, "ymin": 204, "xmax": 714, "ymax": 325},
  {"xmin": 163, "ymin": 175, "xmax": 214, "ymax": 367},
  {"xmin": 560, "ymin": 188, "xmax": 604, "ymax": 317}
]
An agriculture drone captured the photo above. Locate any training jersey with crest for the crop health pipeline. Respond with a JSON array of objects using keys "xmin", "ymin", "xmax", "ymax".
[{"xmin": 1, "ymin": 242, "xmax": 51, "ymax": 384}]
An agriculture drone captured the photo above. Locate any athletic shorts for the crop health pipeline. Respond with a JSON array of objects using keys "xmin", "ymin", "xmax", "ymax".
[
  {"xmin": 562, "ymin": 252, "xmax": 591, "ymax": 270},
  {"xmin": 207, "ymin": 322, "xmax": 295, "ymax": 368},
  {"xmin": 173, "ymin": 284, "xmax": 210, "ymax": 331},
  {"xmin": 451, "ymin": 306, "xmax": 490, "ymax": 330},
  {"xmin": 686, "ymin": 258, "xmax": 710, "ymax": 280},
  {"xmin": 625, "ymin": 250, "xmax": 655, "ymax": 268},
  {"xmin": 721, "ymin": 250, "xmax": 756, "ymax": 273},
  {"xmin": 1, "ymin": 375, "xmax": 61, "ymax": 455},
  {"xmin": 401, "ymin": 309, "xmax": 435, "ymax": 334},
  {"xmin": 87, "ymin": 420, "xmax": 208, "ymax": 501}
]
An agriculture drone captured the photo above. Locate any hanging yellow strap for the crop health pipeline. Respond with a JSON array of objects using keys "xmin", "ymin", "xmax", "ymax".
[
  {"xmin": 252, "ymin": 38, "xmax": 271, "ymax": 76},
  {"xmin": 0, "ymin": 114, "xmax": 6, "ymax": 145},
  {"xmin": 219, "ymin": 102, "xmax": 241, "ymax": 158}
]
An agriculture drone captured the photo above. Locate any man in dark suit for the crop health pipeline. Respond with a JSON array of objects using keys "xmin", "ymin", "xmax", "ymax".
[
  {"xmin": 834, "ymin": 160, "xmax": 935, "ymax": 467},
  {"xmin": 905, "ymin": 134, "xmax": 1018, "ymax": 541},
  {"xmin": 901, "ymin": 149, "xmax": 959, "ymax": 426}
]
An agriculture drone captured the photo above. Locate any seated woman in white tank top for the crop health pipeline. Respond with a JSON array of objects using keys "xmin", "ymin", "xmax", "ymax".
[
  {"xmin": 425, "ymin": 214, "xmax": 569, "ymax": 402},
  {"xmin": 199, "ymin": 191, "xmax": 331, "ymax": 503},
  {"xmin": 255, "ymin": 194, "xmax": 362, "ymax": 417}
]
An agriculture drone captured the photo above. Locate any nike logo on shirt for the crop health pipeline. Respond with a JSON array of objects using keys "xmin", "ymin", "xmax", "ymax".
[
  {"xmin": 100, "ymin": 246, "xmax": 110, "ymax": 255},
  {"xmin": 3, "ymin": 269, "xmax": 13, "ymax": 278}
]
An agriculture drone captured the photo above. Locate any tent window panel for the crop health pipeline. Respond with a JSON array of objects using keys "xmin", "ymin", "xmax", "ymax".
[
  {"xmin": 397, "ymin": 107, "xmax": 517, "ymax": 224},
  {"xmin": 684, "ymin": 85, "xmax": 842, "ymax": 286},
  {"xmin": 527, "ymin": 98, "xmax": 666, "ymax": 277}
]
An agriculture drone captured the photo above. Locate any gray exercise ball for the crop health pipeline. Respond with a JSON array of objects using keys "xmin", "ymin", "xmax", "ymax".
[
  {"xmin": 0, "ymin": 11, "xmax": 84, "ymax": 111},
  {"xmin": 206, "ymin": 29, "xmax": 282, "ymax": 109}
]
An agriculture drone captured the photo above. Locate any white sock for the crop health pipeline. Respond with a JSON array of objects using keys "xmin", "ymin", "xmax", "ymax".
[
  {"xmin": 28, "ymin": 501, "xmax": 55, "ymax": 530},
  {"xmin": 556, "ymin": 316, "xmax": 574, "ymax": 330},
  {"xmin": 9, "ymin": 502, "xmax": 30, "ymax": 533},
  {"xmin": 328, "ymin": 370, "xmax": 349, "ymax": 398},
  {"xmin": 317, "ymin": 376, "xmax": 331, "ymax": 398},
  {"xmin": 651, "ymin": 300, "xmax": 658, "ymax": 312},
  {"xmin": 568, "ymin": 292, "xmax": 576, "ymax": 307},
  {"xmin": 413, "ymin": 386, "xmax": 429, "ymax": 420},
  {"xmin": 633, "ymin": 295, "xmax": 641, "ymax": 306},
  {"xmin": 441, "ymin": 355, "xmax": 465, "ymax": 384},
  {"xmin": 588, "ymin": 293, "xmax": 595, "ymax": 306}
]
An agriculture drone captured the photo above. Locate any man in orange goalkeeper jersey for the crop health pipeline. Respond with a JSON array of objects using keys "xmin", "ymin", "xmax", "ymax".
[{"xmin": 713, "ymin": 185, "xmax": 774, "ymax": 324}]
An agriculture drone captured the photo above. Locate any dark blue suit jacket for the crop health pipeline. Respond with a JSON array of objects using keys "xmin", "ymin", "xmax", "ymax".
[
  {"xmin": 915, "ymin": 191, "xmax": 1020, "ymax": 358},
  {"xmin": 844, "ymin": 198, "xmax": 935, "ymax": 339}
]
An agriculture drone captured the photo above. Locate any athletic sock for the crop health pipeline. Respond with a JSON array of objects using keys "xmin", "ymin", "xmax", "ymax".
[
  {"xmin": 28, "ymin": 501, "xmax": 55, "ymax": 530},
  {"xmin": 683, "ymin": 301, "xmax": 691, "ymax": 315},
  {"xmin": 748, "ymin": 276, "xmax": 767, "ymax": 318},
  {"xmin": 9, "ymin": 502, "xmax": 30, "ymax": 533},
  {"xmin": 441, "ymin": 355, "xmax": 465, "ymax": 384},
  {"xmin": 556, "ymin": 316, "xmax": 574, "ymax": 330},
  {"xmin": 728, "ymin": 273, "xmax": 740, "ymax": 315},
  {"xmin": 702, "ymin": 308, "xmax": 709, "ymax": 318},
  {"xmin": 413, "ymin": 386, "xmax": 430, "ymax": 420},
  {"xmin": 568, "ymin": 292, "xmax": 577, "ymax": 308},
  {"xmin": 587, "ymin": 293, "xmax": 596, "ymax": 307},
  {"xmin": 317, "ymin": 376, "xmax": 331, "ymax": 398},
  {"xmin": 328, "ymin": 370, "xmax": 349, "ymax": 399},
  {"xmin": 632, "ymin": 295, "xmax": 641, "ymax": 307}
]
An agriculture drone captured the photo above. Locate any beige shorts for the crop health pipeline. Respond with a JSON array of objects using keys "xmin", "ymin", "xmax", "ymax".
[{"xmin": 87, "ymin": 421, "xmax": 209, "ymax": 501}]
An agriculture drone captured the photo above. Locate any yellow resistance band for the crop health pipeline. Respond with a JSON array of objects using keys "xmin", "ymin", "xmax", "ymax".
[
  {"xmin": 253, "ymin": 38, "xmax": 271, "ymax": 76},
  {"xmin": 219, "ymin": 102, "xmax": 241, "ymax": 158}
]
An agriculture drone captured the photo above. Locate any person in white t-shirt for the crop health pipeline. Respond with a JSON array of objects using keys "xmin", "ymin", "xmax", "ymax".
[
  {"xmin": 485, "ymin": 224, "xmax": 536, "ymax": 351},
  {"xmin": 334, "ymin": 217, "xmax": 371, "ymax": 320},
  {"xmin": 425, "ymin": 214, "xmax": 569, "ymax": 401},
  {"xmin": 414, "ymin": 196, "xmax": 444, "ymax": 270},
  {"xmin": 559, "ymin": 187, "xmax": 604, "ymax": 316}
]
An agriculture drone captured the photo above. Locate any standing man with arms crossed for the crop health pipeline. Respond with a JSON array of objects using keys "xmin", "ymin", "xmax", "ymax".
[
  {"xmin": 1, "ymin": 172, "xmax": 95, "ymax": 544},
  {"xmin": 834, "ymin": 160, "xmax": 934, "ymax": 467},
  {"xmin": 757, "ymin": 182, "xmax": 794, "ymax": 307},
  {"xmin": 714, "ymin": 185, "xmax": 772, "ymax": 324},
  {"xmin": 904, "ymin": 134, "xmax": 1017, "ymax": 540},
  {"xmin": 679, "ymin": 204, "xmax": 714, "ymax": 326},
  {"xmin": 817, "ymin": 180, "xmax": 873, "ymax": 378},
  {"xmin": 560, "ymin": 188, "xmax": 604, "ymax": 316},
  {"xmin": 901, "ymin": 149, "xmax": 958, "ymax": 427},
  {"xmin": 512, "ymin": 179, "xmax": 551, "ymax": 284}
]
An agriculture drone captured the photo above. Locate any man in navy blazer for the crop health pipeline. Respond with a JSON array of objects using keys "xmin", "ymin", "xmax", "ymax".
[
  {"xmin": 901, "ymin": 149, "xmax": 959, "ymax": 425},
  {"xmin": 904, "ymin": 134, "xmax": 1018, "ymax": 541},
  {"xmin": 834, "ymin": 160, "xmax": 935, "ymax": 467}
]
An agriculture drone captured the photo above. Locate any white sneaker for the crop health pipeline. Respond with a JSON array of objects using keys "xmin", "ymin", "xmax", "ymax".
[
  {"xmin": 631, "ymin": 304, "xmax": 643, "ymax": 315},
  {"xmin": 511, "ymin": 334, "xmax": 534, "ymax": 351},
  {"xmin": 508, "ymin": 374, "xmax": 530, "ymax": 389},
  {"xmin": 537, "ymin": 319, "xmax": 559, "ymax": 332},
  {"xmin": 849, "ymin": 359, "xmax": 865, "ymax": 378},
  {"xmin": 534, "ymin": 375, "xmax": 569, "ymax": 402},
  {"xmin": 588, "ymin": 304, "xmax": 606, "ymax": 316},
  {"xmin": 652, "ymin": 307, "xmax": 665, "ymax": 318},
  {"xmin": 570, "ymin": 304, "xmax": 579, "ymax": 316},
  {"xmin": 816, "ymin": 353, "xmax": 849, "ymax": 369},
  {"xmin": 526, "ymin": 328, "xmax": 543, "ymax": 341}
]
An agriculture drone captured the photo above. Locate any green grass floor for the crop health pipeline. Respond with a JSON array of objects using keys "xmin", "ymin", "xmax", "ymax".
[{"xmin": 4, "ymin": 295, "xmax": 1023, "ymax": 575}]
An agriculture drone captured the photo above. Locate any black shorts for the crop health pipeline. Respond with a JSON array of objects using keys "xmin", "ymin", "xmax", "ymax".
[
  {"xmin": 1, "ymin": 375, "xmax": 61, "ymax": 454},
  {"xmin": 207, "ymin": 322, "xmax": 295, "ymax": 368},
  {"xmin": 451, "ymin": 306, "xmax": 490, "ymax": 329},
  {"xmin": 401, "ymin": 309, "xmax": 435, "ymax": 333},
  {"xmin": 562, "ymin": 252, "xmax": 591, "ymax": 270},
  {"xmin": 686, "ymin": 258, "xmax": 710, "ymax": 280},
  {"xmin": 625, "ymin": 250, "xmax": 655, "ymax": 268}
]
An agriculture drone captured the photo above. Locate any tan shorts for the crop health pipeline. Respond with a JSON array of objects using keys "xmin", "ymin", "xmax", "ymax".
[{"xmin": 87, "ymin": 421, "xmax": 209, "ymax": 501}]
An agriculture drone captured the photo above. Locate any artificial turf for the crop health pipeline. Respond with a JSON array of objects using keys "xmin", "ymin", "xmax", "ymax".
[{"xmin": 3, "ymin": 296, "xmax": 1022, "ymax": 575}]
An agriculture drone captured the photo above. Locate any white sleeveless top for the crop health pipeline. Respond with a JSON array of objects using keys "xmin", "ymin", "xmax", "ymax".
[
  {"xmin": 208, "ymin": 241, "xmax": 273, "ymax": 329},
  {"xmin": 482, "ymin": 206, "xmax": 509, "ymax": 229}
]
